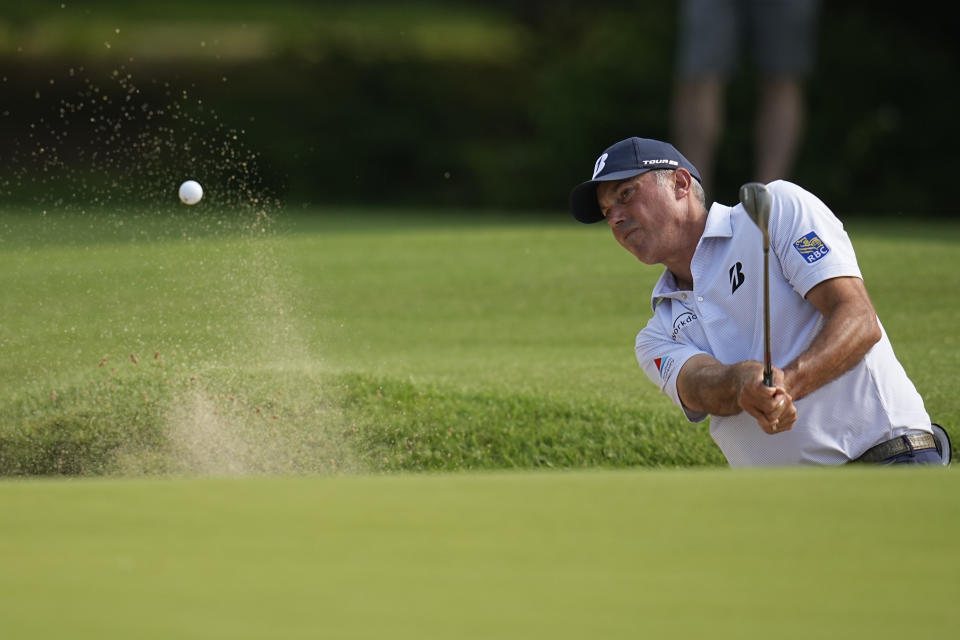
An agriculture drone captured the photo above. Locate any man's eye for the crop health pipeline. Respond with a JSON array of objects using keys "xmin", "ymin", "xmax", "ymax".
[{"xmin": 619, "ymin": 187, "xmax": 634, "ymax": 203}]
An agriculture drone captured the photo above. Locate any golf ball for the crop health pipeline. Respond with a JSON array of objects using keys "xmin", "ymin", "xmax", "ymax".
[{"xmin": 178, "ymin": 180, "xmax": 203, "ymax": 205}]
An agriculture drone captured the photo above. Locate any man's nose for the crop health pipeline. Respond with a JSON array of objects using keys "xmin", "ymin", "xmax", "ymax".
[{"xmin": 605, "ymin": 205, "xmax": 626, "ymax": 225}]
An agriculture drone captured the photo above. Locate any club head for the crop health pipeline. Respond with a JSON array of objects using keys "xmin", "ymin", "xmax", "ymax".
[{"xmin": 739, "ymin": 182, "xmax": 771, "ymax": 234}]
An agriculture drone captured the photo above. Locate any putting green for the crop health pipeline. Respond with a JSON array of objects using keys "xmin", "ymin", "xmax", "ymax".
[{"xmin": 2, "ymin": 468, "xmax": 956, "ymax": 638}]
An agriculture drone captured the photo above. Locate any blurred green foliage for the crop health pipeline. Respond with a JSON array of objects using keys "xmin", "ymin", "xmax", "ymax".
[{"xmin": 1, "ymin": 0, "xmax": 957, "ymax": 214}]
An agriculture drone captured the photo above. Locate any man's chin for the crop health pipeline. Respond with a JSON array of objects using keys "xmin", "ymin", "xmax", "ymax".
[
  {"xmin": 617, "ymin": 237, "xmax": 654, "ymax": 264},
  {"xmin": 629, "ymin": 249, "xmax": 656, "ymax": 265}
]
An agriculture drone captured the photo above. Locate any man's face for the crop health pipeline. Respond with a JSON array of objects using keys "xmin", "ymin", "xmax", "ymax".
[{"xmin": 596, "ymin": 171, "xmax": 680, "ymax": 265}]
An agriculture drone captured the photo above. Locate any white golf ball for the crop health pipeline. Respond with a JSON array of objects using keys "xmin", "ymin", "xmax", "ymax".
[{"xmin": 178, "ymin": 180, "xmax": 203, "ymax": 205}]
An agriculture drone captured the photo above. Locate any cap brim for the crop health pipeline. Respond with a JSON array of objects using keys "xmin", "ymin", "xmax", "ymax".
[{"xmin": 569, "ymin": 168, "xmax": 648, "ymax": 224}]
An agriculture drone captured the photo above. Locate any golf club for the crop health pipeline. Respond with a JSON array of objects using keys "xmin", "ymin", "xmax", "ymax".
[{"xmin": 739, "ymin": 182, "xmax": 774, "ymax": 388}]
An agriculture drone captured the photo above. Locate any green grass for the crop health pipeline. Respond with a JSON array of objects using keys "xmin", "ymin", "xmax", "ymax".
[
  {"xmin": 2, "ymin": 208, "xmax": 958, "ymax": 638},
  {"xmin": 1, "ymin": 208, "xmax": 959, "ymax": 474},
  {"xmin": 1, "ymin": 468, "xmax": 957, "ymax": 639}
]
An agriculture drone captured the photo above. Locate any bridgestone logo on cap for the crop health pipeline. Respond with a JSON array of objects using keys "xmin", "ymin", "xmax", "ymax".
[
  {"xmin": 592, "ymin": 153, "xmax": 609, "ymax": 179},
  {"xmin": 643, "ymin": 159, "xmax": 679, "ymax": 167}
]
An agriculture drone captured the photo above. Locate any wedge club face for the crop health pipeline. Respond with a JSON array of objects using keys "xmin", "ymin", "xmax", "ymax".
[{"xmin": 739, "ymin": 182, "xmax": 771, "ymax": 245}]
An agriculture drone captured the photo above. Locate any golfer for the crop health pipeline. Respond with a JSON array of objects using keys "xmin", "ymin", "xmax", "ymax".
[{"xmin": 569, "ymin": 136, "xmax": 948, "ymax": 466}]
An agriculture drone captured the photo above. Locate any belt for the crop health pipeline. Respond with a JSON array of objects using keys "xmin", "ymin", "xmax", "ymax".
[{"xmin": 855, "ymin": 432, "xmax": 937, "ymax": 463}]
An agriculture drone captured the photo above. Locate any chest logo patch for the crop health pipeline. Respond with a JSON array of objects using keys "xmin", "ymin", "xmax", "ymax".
[
  {"xmin": 794, "ymin": 231, "xmax": 830, "ymax": 263},
  {"xmin": 729, "ymin": 261, "xmax": 745, "ymax": 293}
]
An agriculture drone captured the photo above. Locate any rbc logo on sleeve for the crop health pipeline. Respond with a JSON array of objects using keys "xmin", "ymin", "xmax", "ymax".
[{"xmin": 793, "ymin": 231, "xmax": 830, "ymax": 263}]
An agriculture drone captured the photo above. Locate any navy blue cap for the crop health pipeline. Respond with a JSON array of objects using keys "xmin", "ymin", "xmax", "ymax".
[{"xmin": 569, "ymin": 137, "xmax": 701, "ymax": 224}]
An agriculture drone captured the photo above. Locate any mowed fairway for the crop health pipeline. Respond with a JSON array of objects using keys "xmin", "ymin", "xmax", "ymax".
[
  {"xmin": 1, "ymin": 208, "xmax": 959, "ymax": 637},
  {"xmin": 2, "ymin": 469, "xmax": 958, "ymax": 639}
]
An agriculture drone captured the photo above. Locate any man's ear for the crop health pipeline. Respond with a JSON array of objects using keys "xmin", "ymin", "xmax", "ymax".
[{"xmin": 673, "ymin": 168, "xmax": 692, "ymax": 199}]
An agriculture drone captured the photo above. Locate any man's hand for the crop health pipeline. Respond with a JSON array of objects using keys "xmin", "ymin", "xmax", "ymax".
[
  {"xmin": 677, "ymin": 356, "xmax": 797, "ymax": 434},
  {"xmin": 736, "ymin": 365, "xmax": 797, "ymax": 434}
]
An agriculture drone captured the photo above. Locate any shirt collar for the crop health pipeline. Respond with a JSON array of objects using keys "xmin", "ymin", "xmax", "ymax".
[
  {"xmin": 649, "ymin": 202, "xmax": 733, "ymax": 311},
  {"xmin": 702, "ymin": 202, "xmax": 733, "ymax": 239}
]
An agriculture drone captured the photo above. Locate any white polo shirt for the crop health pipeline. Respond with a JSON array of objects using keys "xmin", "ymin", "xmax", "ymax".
[{"xmin": 635, "ymin": 180, "xmax": 931, "ymax": 466}]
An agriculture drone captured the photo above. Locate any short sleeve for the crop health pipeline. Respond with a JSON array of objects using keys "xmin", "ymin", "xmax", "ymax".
[
  {"xmin": 767, "ymin": 181, "xmax": 862, "ymax": 298},
  {"xmin": 635, "ymin": 318, "xmax": 709, "ymax": 423}
]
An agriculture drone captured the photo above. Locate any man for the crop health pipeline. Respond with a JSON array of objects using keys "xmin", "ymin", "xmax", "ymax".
[
  {"xmin": 569, "ymin": 136, "xmax": 948, "ymax": 466},
  {"xmin": 672, "ymin": 0, "xmax": 821, "ymax": 198}
]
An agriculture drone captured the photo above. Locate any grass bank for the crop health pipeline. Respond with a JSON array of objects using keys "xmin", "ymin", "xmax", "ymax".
[{"xmin": 0, "ymin": 207, "xmax": 957, "ymax": 474}]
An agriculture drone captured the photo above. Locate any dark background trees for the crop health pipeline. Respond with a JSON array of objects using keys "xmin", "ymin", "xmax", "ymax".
[{"xmin": 2, "ymin": 1, "xmax": 957, "ymax": 215}]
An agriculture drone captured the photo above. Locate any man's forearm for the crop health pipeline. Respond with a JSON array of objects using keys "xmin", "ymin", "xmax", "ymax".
[
  {"xmin": 677, "ymin": 355, "xmax": 757, "ymax": 416},
  {"xmin": 783, "ymin": 304, "xmax": 880, "ymax": 401},
  {"xmin": 781, "ymin": 277, "xmax": 882, "ymax": 401}
]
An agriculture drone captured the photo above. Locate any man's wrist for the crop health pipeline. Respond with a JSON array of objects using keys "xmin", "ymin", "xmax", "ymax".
[{"xmin": 782, "ymin": 362, "xmax": 804, "ymax": 400}]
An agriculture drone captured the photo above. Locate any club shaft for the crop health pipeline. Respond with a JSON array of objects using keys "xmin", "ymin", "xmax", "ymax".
[
  {"xmin": 738, "ymin": 182, "xmax": 774, "ymax": 387},
  {"xmin": 762, "ymin": 246, "xmax": 773, "ymax": 386}
]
